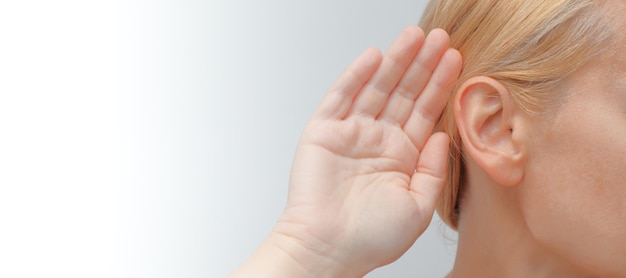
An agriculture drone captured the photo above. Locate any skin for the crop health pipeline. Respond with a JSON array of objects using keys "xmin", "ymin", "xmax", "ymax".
[
  {"xmin": 232, "ymin": 26, "xmax": 462, "ymax": 277},
  {"xmin": 234, "ymin": 2, "xmax": 625, "ymax": 276},
  {"xmin": 450, "ymin": 2, "xmax": 626, "ymax": 277},
  {"xmin": 519, "ymin": 37, "xmax": 626, "ymax": 276}
]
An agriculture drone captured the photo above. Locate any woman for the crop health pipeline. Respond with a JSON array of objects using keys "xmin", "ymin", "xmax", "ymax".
[{"xmin": 233, "ymin": 0, "xmax": 626, "ymax": 276}]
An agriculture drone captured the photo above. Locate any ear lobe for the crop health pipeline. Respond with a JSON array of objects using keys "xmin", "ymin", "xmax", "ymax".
[{"xmin": 454, "ymin": 76, "xmax": 525, "ymax": 186}]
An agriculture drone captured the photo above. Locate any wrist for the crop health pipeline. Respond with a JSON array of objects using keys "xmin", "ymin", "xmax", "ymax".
[
  {"xmin": 231, "ymin": 230, "xmax": 363, "ymax": 278},
  {"xmin": 268, "ymin": 231, "xmax": 351, "ymax": 277}
]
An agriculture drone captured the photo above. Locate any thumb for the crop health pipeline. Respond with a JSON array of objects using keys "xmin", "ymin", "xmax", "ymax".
[{"xmin": 409, "ymin": 132, "xmax": 450, "ymax": 215}]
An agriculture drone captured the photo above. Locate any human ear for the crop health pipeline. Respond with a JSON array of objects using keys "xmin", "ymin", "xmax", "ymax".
[{"xmin": 454, "ymin": 76, "xmax": 526, "ymax": 186}]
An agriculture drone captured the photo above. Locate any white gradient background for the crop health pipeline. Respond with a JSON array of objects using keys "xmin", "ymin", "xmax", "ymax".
[{"xmin": 0, "ymin": 0, "xmax": 457, "ymax": 277}]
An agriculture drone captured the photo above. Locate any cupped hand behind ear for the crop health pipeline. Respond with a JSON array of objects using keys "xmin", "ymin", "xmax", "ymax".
[{"xmin": 233, "ymin": 26, "xmax": 462, "ymax": 278}]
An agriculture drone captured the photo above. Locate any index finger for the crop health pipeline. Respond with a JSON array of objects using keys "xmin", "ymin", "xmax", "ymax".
[{"xmin": 313, "ymin": 48, "xmax": 383, "ymax": 120}]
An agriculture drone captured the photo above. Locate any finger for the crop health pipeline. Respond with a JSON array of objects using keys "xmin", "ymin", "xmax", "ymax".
[
  {"xmin": 378, "ymin": 28, "xmax": 450, "ymax": 125},
  {"xmin": 403, "ymin": 48, "xmax": 462, "ymax": 150},
  {"xmin": 314, "ymin": 48, "xmax": 383, "ymax": 120},
  {"xmin": 409, "ymin": 132, "xmax": 449, "ymax": 217},
  {"xmin": 346, "ymin": 26, "xmax": 425, "ymax": 118}
]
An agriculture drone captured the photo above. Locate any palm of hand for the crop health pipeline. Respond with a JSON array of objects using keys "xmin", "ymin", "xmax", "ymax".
[
  {"xmin": 292, "ymin": 117, "xmax": 420, "ymax": 257},
  {"xmin": 275, "ymin": 27, "xmax": 462, "ymax": 275}
]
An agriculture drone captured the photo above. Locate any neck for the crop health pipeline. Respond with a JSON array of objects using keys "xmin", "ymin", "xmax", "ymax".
[{"xmin": 446, "ymin": 167, "xmax": 587, "ymax": 278}]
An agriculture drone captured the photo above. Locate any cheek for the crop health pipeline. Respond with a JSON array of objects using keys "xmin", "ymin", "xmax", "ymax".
[{"xmin": 519, "ymin": 106, "xmax": 626, "ymax": 274}]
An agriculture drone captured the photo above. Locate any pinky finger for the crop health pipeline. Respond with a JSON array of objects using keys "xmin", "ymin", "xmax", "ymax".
[{"xmin": 313, "ymin": 48, "xmax": 382, "ymax": 120}]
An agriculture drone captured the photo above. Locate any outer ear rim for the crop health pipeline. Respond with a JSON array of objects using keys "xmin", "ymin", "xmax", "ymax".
[{"xmin": 453, "ymin": 76, "xmax": 524, "ymax": 187}]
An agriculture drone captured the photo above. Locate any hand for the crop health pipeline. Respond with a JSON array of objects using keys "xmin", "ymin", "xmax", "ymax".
[
  {"xmin": 273, "ymin": 26, "xmax": 463, "ymax": 276},
  {"xmin": 231, "ymin": 26, "xmax": 462, "ymax": 278}
]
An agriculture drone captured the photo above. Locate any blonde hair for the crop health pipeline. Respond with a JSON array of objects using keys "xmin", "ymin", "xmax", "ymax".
[{"xmin": 419, "ymin": 0, "xmax": 613, "ymax": 230}]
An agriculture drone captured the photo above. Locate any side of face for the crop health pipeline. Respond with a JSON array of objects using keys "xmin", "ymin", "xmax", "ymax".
[{"xmin": 518, "ymin": 30, "xmax": 626, "ymax": 276}]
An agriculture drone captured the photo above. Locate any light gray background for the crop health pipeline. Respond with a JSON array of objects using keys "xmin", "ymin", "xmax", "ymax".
[{"xmin": 0, "ymin": 0, "xmax": 457, "ymax": 277}]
